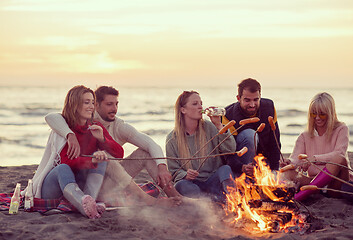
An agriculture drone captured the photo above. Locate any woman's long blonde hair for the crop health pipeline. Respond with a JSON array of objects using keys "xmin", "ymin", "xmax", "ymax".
[
  {"xmin": 62, "ymin": 85, "xmax": 95, "ymax": 129},
  {"xmin": 172, "ymin": 91, "xmax": 206, "ymax": 170},
  {"xmin": 307, "ymin": 92, "xmax": 341, "ymax": 138}
]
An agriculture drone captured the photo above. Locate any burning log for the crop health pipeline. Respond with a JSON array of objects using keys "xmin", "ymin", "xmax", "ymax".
[
  {"xmin": 248, "ymin": 199, "xmax": 297, "ymax": 211},
  {"xmin": 262, "ymin": 212, "xmax": 292, "ymax": 232},
  {"xmin": 250, "ymin": 184, "xmax": 296, "ymax": 202},
  {"xmin": 224, "ymin": 154, "xmax": 308, "ymax": 233}
]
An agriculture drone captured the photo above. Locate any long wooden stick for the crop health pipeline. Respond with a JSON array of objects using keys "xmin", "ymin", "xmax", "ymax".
[
  {"xmin": 253, "ymin": 123, "xmax": 265, "ymax": 155},
  {"xmin": 193, "ymin": 118, "xmax": 259, "ymax": 172},
  {"xmin": 196, "ymin": 146, "xmax": 248, "ymax": 172},
  {"xmin": 164, "ymin": 117, "xmax": 257, "ymax": 192},
  {"xmin": 299, "ymin": 155, "xmax": 353, "ymax": 189},
  {"xmin": 300, "ymin": 185, "xmax": 353, "ymax": 196},
  {"xmin": 268, "ymin": 116, "xmax": 284, "ymax": 163},
  {"xmin": 280, "ymin": 161, "xmax": 353, "ymax": 174},
  {"xmin": 195, "ymin": 126, "xmax": 244, "ymax": 172},
  {"xmin": 172, "ymin": 120, "xmax": 236, "ymax": 173},
  {"xmin": 82, "ymin": 151, "xmax": 242, "ymax": 161},
  {"xmin": 310, "ymin": 161, "xmax": 353, "ymax": 173}
]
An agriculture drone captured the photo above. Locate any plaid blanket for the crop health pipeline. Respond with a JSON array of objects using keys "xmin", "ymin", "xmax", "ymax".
[{"xmin": 0, "ymin": 182, "xmax": 160, "ymax": 213}]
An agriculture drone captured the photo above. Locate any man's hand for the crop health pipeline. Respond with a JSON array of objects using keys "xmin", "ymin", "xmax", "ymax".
[
  {"xmin": 185, "ymin": 169, "xmax": 199, "ymax": 180},
  {"xmin": 67, "ymin": 133, "xmax": 80, "ymax": 159},
  {"xmin": 242, "ymin": 163, "xmax": 254, "ymax": 176},
  {"xmin": 157, "ymin": 164, "xmax": 172, "ymax": 189}
]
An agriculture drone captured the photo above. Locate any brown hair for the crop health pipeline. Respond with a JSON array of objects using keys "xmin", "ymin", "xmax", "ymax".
[
  {"xmin": 238, "ymin": 78, "xmax": 261, "ymax": 97},
  {"xmin": 95, "ymin": 86, "xmax": 119, "ymax": 104},
  {"xmin": 62, "ymin": 85, "xmax": 95, "ymax": 128}
]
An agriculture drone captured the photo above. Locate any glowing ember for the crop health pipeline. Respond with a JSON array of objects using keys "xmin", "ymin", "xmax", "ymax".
[{"xmin": 224, "ymin": 155, "xmax": 307, "ymax": 233}]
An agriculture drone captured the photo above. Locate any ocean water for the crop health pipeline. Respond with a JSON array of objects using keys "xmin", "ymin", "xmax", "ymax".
[{"xmin": 0, "ymin": 86, "xmax": 352, "ymax": 166}]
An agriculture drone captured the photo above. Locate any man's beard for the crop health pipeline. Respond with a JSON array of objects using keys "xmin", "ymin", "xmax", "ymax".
[
  {"xmin": 242, "ymin": 106, "xmax": 258, "ymax": 117},
  {"xmin": 102, "ymin": 113, "xmax": 116, "ymax": 122}
]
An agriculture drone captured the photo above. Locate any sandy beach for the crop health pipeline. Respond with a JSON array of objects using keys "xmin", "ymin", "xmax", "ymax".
[{"xmin": 1, "ymin": 153, "xmax": 353, "ymax": 240}]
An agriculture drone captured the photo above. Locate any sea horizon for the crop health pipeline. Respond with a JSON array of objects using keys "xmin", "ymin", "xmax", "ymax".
[{"xmin": 1, "ymin": 85, "xmax": 352, "ymax": 167}]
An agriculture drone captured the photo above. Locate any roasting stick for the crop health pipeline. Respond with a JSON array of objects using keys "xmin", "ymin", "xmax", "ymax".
[
  {"xmin": 192, "ymin": 120, "xmax": 236, "ymax": 157},
  {"xmin": 300, "ymin": 185, "xmax": 353, "ymax": 196},
  {"xmin": 279, "ymin": 161, "xmax": 353, "ymax": 173},
  {"xmin": 196, "ymin": 146, "xmax": 248, "ymax": 172},
  {"xmin": 163, "ymin": 117, "xmax": 258, "ymax": 193},
  {"xmin": 194, "ymin": 118, "xmax": 260, "ymax": 172},
  {"xmin": 171, "ymin": 120, "xmax": 236, "ymax": 175},
  {"xmin": 310, "ymin": 161, "xmax": 353, "ymax": 173},
  {"xmin": 83, "ymin": 118, "xmax": 234, "ymax": 164},
  {"xmin": 253, "ymin": 123, "xmax": 265, "ymax": 154},
  {"xmin": 268, "ymin": 116, "xmax": 284, "ymax": 163},
  {"xmin": 160, "ymin": 149, "xmax": 248, "ymax": 193},
  {"xmin": 298, "ymin": 154, "xmax": 353, "ymax": 189},
  {"xmin": 82, "ymin": 151, "xmax": 243, "ymax": 161},
  {"xmin": 160, "ymin": 120, "xmax": 237, "ymax": 192}
]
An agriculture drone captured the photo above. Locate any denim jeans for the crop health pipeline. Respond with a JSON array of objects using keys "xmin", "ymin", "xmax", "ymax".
[
  {"xmin": 175, "ymin": 165, "xmax": 233, "ymax": 201},
  {"xmin": 226, "ymin": 129, "xmax": 258, "ymax": 176},
  {"xmin": 76, "ymin": 161, "xmax": 107, "ymax": 190},
  {"xmin": 41, "ymin": 162, "xmax": 107, "ymax": 199}
]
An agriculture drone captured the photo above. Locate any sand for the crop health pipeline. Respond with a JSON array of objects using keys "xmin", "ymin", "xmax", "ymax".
[{"xmin": 1, "ymin": 153, "xmax": 353, "ymax": 240}]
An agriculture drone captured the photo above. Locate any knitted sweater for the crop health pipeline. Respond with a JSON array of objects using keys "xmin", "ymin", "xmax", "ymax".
[
  {"xmin": 289, "ymin": 123, "xmax": 349, "ymax": 177},
  {"xmin": 60, "ymin": 122, "xmax": 124, "ymax": 171},
  {"xmin": 166, "ymin": 120, "xmax": 236, "ymax": 182},
  {"xmin": 22, "ymin": 131, "xmax": 66, "ymax": 198}
]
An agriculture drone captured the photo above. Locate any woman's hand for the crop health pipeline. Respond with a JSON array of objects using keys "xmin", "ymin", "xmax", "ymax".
[
  {"xmin": 295, "ymin": 158, "xmax": 311, "ymax": 172},
  {"xmin": 280, "ymin": 158, "xmax": 292, "ymax": 168},
  {"xmin": 208, "ymin": 115, "xmax": 223, "ymax": 131},
  {"xmin": 92, "ymin": 150, "xmax": 108, "ymax": 163},
  {"xmin": 185, "ymin": 169, "xmax": 199, "ymax": 180},
  {"xmin": 89, "ymin": 124, "xmax": 105, "ymax": 142}
]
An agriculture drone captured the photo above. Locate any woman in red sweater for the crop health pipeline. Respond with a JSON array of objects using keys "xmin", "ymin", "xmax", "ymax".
[
  {"xmin": 282, "ymin": 92, "xmax": 349, "ymax": 201},
  {"xmin": 40, "ymin": 85, "xmax": 124, "ymax": 218}
]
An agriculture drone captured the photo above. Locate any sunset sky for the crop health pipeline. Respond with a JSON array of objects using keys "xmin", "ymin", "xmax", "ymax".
[{"xmin": 1, "ymin": 0, "xmax": 352, "ymax": 87}]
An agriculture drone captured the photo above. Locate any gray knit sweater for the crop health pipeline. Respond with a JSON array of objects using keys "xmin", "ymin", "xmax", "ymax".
[{"xmin": 166, "ymin": 120, "xmax": 236, "ymax": 182}]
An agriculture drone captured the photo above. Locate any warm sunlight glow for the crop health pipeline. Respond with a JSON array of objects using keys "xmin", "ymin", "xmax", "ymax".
[{"xmin": 1, "ymin": 0, "xmax": 352, "ymax": 87}]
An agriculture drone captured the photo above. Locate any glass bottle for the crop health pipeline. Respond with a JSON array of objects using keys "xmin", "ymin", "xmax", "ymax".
[
  {"xmin": 24, "ymin": 179, "xmax": 34, "ymax": 211},
  {"xmin": 9, "ymin": 183, "xmax": 21, "ymax": 214},
  {"xmin": 202, "ymin": 107, "xmax": 226, "ymax": 116}
]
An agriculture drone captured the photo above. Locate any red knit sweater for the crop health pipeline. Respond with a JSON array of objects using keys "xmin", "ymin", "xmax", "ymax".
[{"xmin": 60, "ymin": 121, "xmax": 124, "ymax": 171}]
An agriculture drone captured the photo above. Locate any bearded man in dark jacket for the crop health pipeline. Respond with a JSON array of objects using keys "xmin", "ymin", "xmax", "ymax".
[{"xmin": 222, "ymin": 78, "xmax": 281, "ymax": 176}]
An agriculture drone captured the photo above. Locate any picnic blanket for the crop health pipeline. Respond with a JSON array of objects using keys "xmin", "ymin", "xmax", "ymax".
[{"xmin": 0, "ymin": 182, "xmax": 160, "ymax": 213}]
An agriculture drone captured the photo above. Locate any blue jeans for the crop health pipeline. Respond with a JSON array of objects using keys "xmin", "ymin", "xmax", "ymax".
[
  {"xmin": 226, "ymin": 129, "xmax": 258, "ymax": 177},
  {"xmin": 41, "ymin": 162, "xmax": 107, "ymax": 199},
  {"xmin": 75, "ymin": 162, "xmax": 107, "ymax": 190},
  {"xmin": 175, "ymin": 165, "xmax": 233, "ymax": 202}
]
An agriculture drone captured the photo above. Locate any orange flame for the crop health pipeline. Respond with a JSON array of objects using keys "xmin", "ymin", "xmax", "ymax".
[{"xmin": 224, "ymin": 155, "xmax": 305, "ymax": 233}]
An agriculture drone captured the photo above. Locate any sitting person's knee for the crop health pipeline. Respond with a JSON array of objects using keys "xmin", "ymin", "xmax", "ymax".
[
  {"xmin": 175, "ymin": 180, "xmax": 200, "ymax": 197},
  {"xmin": 132, "ymin": 148, "xmax": 150, "ymax": 158}
]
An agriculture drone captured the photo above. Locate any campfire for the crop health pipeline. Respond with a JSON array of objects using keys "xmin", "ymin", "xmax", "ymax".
[{"xmin": 224, "ymin": 155, "xmax": 308, "ymax": 233}]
